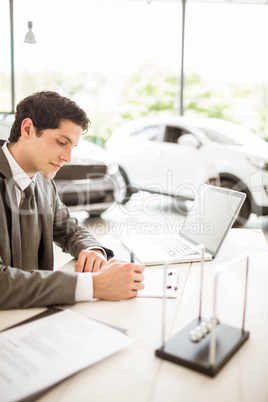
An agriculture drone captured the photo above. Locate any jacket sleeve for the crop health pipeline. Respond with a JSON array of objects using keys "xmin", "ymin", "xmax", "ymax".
[
  {"xmin": 0, "ymin": 256, "xmax": 78, "ymax": 309},
  {"xmin": 51, "ymin": 180, "xmax": 114, "ymax": 260}
]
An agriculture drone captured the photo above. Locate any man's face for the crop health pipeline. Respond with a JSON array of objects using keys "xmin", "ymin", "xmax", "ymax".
[{"xmin": 24, "ymin": 120, "xmax": 83, "ymax": 179}]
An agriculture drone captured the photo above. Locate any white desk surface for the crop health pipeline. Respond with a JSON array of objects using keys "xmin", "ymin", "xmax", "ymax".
[{"xmin": 1, "ymin": 228, "xmax": 268, "ymax": 402}]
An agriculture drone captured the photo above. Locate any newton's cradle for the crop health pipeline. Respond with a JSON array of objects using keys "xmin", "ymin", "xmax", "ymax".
[{"xmin": 156, "ymin": 247, "xmax": 250, "ymax": 377}]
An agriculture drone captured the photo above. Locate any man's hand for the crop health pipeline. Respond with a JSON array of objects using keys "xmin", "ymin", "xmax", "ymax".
[
  {"xmin": 92, "ymin": 258, "xmax": 145, "ymax": 300},
  {"xmin": 75, "ymin": 249, "xmax": 107, "ymax": 273}
]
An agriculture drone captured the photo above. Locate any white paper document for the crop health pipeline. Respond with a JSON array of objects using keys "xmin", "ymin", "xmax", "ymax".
[
  {"xmin": 0, "ymin": 309, "xmax": 132, "ymax": 402},
  {"xmin": 138, "ymin": 269, "xmax": 179, "ymax": 298}
]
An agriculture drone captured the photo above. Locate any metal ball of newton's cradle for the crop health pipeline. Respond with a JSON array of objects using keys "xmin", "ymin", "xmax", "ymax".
[{"xmin": 190, "ymin": 317, "xmax": 220, "ymax": 343}]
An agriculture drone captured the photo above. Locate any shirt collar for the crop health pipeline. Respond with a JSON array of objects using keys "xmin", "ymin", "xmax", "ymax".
[{"xmin": 2, "ymin": 142, "xmax": 36, "ymax": 191}]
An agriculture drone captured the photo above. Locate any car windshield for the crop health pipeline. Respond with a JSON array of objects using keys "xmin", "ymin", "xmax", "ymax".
[
  {"xmin": 130, "ymin": 125, "xmax": 160, "ymax": 141},
  {"xmin": 199, "ymin": 119, "xmax": 267, "ymax": 148}
]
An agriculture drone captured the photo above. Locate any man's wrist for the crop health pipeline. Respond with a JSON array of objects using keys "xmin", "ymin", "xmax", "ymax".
[{"xmin": 92, "ymin": 272, "xmax": 103, "ymax": 300}]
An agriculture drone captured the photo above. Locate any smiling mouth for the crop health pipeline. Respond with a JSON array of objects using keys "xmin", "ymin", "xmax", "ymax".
[{"xmin": 51, "ymin": 163, "xmax": 62, "ymax": 171}]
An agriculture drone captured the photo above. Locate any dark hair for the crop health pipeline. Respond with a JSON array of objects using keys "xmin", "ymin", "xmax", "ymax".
[{"xmin": 9, "ymin": 91, "xmax": 90, "ymax": 143}]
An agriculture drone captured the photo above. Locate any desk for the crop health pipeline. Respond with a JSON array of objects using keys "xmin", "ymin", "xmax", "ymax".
[{"xmin": 1, "ymin": 228, "xmax": 268, "ymax": 402}]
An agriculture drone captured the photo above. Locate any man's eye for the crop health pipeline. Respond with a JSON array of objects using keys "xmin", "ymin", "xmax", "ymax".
[{"xmin": 57, "ymin": 140, "xmax": 66, "ymax": 146}]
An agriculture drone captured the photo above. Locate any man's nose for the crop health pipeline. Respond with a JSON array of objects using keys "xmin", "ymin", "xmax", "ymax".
[{"xmin": 60, "ymin": 148, "xmax": 72, "ymax": 163}]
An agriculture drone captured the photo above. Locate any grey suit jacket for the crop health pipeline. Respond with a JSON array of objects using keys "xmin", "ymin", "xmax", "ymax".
[{"xmin": 0, "ymin": 143, "xmax": 114, "ymax": 309}]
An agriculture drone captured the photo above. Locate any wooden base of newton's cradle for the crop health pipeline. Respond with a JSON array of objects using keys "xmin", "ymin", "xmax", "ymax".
[{"xmin": 155, "ymin": 317, "xmax": 249, "ymax": 377}]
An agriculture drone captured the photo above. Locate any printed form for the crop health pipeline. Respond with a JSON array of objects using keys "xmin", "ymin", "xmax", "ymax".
[
  {"xmin": 138, "ymin": 268, "xmax": 179, "ymax": 298},
  {"xmin": 0, "ymin": 309, "xmax": 132, "ymax": 402}
]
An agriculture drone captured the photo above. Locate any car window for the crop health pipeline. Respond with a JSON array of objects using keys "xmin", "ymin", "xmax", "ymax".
[
  {"xmin": 164, "ymin": 126, "xmax": 191, "ymax": 143},
  {"xmin": 130, "ymin": 125, "xmax": 160, "ymax": 141},
  {"xmin": 201, "ymin": 127, "xmax": 241, "ymax": 145},
  {"xmin": 197, "ymin": 119, "xmax": 267, "ymax": 148}
]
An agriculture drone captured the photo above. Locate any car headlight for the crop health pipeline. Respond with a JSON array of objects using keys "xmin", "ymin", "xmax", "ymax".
[
  {"xmin": 107, "ymin": 162, "xmax": 119, "ymax": 176},
  {"xmin": 247, "ymin": 157, "xmax": 268, "ymax": 171}
]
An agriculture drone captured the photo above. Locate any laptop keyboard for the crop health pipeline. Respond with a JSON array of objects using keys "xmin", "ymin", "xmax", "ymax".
[{"xmin": 152, "ymin": 235, "xmax": 198, "ymax": 257}]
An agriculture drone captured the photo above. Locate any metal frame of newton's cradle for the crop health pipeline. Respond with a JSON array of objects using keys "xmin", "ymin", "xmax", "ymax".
[{"xmin": 155, "ymin": 246, "xmax": 250, "ymax": 377}]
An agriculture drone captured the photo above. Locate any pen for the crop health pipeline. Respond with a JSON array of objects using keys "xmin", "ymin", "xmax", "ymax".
[{"xmin": 130, "ymin": 252, "xmax": 135, "ymax": 263}]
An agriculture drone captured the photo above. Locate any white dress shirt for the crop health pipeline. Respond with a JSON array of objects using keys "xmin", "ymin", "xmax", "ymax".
[{"xmin": 2, "ymin": 142, "xmax": 94, "ymax": 301}]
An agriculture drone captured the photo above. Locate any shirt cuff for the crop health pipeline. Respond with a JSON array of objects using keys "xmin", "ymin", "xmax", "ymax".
[
  {"xmin": 75, "ymin": 272, "xmax": 94, "ymax": 302},
  {"xmin": 85, "ymin": 246, "xmax": 107, "ymax": 260}
]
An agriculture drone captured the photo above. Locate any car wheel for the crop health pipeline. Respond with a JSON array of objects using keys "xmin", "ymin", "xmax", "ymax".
[
  {"xmin": 220, "ymin": 178, "xmax": 251, "ymax": 227},
  {"xmin": 114, "ymin": 167, "xmax": 135, "ymax": 205},
  {"xmin": 88, "ymin": 208, "xmax": 109, "ymax": 217},
  {"xmin": 173, "ymin": 198, "xmax": 189, "ymax": 216}
]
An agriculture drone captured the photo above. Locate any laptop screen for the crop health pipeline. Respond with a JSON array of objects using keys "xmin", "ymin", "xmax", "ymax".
[{"xmin": 179, "ymin": 185, "xmax": 246, "ymax": 257}]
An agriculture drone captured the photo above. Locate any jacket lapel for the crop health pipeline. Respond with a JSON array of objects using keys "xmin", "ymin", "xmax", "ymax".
[{"xmin": 0, "ymin": 146, "xmax": 22, "ymax": 268}]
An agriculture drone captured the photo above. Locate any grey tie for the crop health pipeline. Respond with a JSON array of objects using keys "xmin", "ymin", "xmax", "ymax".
[{"xmin": 20, "ymin": 182, "xmax": 39, "ymax": 270}]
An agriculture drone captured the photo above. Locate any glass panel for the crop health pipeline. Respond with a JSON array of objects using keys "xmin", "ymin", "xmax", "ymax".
[
  {"xmin": 184, "ymin": 2, "xmax": 268, "ymax": 140},
  {"xmin": 6, "ymin": 0, "xmax": 268, "ymax": 144},
  {"xmin": 0, "ymin": 0, "xmax": 11, "ymax": 114},
  {"xmin": 10, "ymin": 0, "xmax": 182, "ymax": 144}
]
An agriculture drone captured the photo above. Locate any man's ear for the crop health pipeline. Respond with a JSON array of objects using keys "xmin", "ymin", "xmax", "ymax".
[{"xmin": 21, "ymin": 118, "xmax": 35, "ymax": 139}]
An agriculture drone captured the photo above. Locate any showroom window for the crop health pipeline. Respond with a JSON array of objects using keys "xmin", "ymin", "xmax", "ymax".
[
  {"xmin": 183, "ymin": 2, "xmax": 268, "ymax": 140},
  {"xmin": 1, "ymin": 1, "xmax": 268, "ymax": 144},
  {"xmin": 0, "ymin": 0, "xmax": 11, "ymax": 113}
]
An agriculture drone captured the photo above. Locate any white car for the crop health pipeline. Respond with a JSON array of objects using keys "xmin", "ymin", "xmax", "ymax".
[
  {"xmin": 105, "ymin": 116, "xmax": 268, "ymax": 225},
  {"xmin": 0, "ymin": 116, "xmax": 125, "ymax": 215}
]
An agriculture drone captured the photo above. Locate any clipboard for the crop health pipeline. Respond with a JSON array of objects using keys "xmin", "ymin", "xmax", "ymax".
[{"xmin": 1, "ymin": 307, "xmax": 128, "ymax": 335}]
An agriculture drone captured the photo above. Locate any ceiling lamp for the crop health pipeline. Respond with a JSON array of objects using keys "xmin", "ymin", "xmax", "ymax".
[{"xmin": 24, "ymin": 21, "xmax": 36, "ymax": 44}]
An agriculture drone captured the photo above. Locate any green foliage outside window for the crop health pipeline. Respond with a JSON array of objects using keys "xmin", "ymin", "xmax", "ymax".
[{"xmin": 1, "ymin": 64, "xmax": 268, "ymax": 145}]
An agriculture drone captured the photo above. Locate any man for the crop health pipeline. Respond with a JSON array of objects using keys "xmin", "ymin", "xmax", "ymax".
[{"xmin": 0, "ymin": 91, "xmax": 144, "ymax": 309}]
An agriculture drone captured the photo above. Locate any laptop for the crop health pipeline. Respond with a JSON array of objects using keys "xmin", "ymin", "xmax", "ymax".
[{"xmin": 121, "ymin": 185, "xmax": 246, "ymax": 265}]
